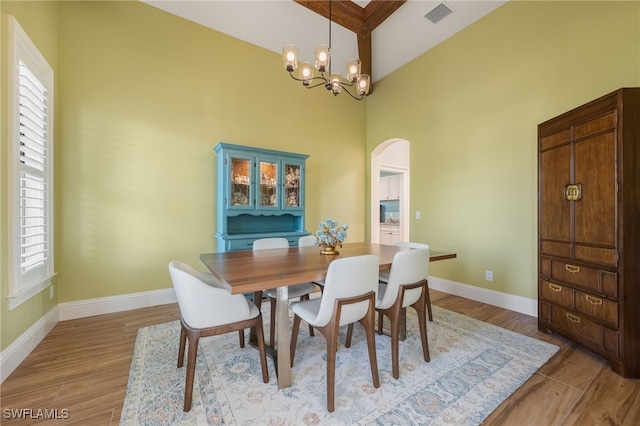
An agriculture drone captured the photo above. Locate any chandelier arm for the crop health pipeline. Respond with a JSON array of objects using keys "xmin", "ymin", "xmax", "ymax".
[
  {"xmin": 305, "ymin": 81, "xmax": 331, "ymax": 90},
  {"xmin": 340, "ymin": 85, "xmax": 365, "ymax": 100},
  {"xmin": 288, "ymin": 72, "xmax": 329, "ymax": 85}
]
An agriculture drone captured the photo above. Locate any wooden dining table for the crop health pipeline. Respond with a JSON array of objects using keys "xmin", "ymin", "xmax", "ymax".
[{"xmin": 200, "ymin": 242, "xmax": 456, "ymax": 389}]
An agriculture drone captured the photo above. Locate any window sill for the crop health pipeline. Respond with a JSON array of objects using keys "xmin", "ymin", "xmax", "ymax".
[{"xmin": 7, "ymin": 273, "xmax": 56, "ymax": 310}]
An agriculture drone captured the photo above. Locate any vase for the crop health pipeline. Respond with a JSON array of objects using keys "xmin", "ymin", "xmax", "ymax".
[{"xmin": 320, "ymin": 246, "xmax": 339, "ymax": 255}]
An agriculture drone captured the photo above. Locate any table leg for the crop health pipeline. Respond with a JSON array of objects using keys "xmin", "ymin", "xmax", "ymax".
[{"xmin": 275, "ymin": 285, "xmax": 292, "ymax": 388}]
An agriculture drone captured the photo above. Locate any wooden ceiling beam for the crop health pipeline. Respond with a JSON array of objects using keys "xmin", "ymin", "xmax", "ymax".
[
  {"xmin": 293, "ymin": 1, "xmax": 364, "ymax": 34},
  {"xmin": 293, "ymin": 0, "xmax": 407, "ymax": 91},
  {"xmin": 363, "ymin": 0, "xmax": 406, "ymax": 33}
]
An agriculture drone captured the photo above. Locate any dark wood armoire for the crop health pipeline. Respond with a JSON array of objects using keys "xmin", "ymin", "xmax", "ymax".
[{"xmin": 538, "ymin": 88, "xmax": 640, "ymax": 378}]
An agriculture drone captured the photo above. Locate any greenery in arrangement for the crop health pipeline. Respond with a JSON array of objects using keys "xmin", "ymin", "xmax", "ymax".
[{"xmin": 315, "ymin": 219, "xmax": 348, "ymax": 248}]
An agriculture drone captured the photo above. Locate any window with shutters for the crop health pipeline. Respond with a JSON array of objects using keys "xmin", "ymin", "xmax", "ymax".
[{"xmin": 7, "ymin": 16, "xmax": 55, "ymax": 309}]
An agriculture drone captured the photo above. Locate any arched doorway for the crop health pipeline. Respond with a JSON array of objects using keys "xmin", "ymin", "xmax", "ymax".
[{"xmin": 371, "ymin": 139, "xmax": 410, "ymax": 243}]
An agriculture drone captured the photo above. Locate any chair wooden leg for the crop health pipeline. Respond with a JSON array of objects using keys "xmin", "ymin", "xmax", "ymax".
[
  {"xmin": 183, "ymin": 331, "xmax": 200, "ymax": 412},
  {"xmin": 178, "ymin": 323, "xmax": 187, "ymax": 368},
  {"xmin": 389, "ymin": 307, "xmax": 401, "ymax": 379},
  {"xmin": 326, "ymin": 323, "xmax": 339, "ymax": 413},
  {"xmin": 302, "ymin": 294, "xmax": 315, "ymax": 337},
  {"xmin": 426, "ymin": 281, "xmax": 433, "ymax": 322},
  {"xmin": 290, "ymin": 314, "xmax": 302, "ymax": 367},
  {"xmin": 414, "ymin": 290, "xmax": 430, "ymax": 362},
  {"xmin": 270, "ymin": 297, "xmax": 276, "ymax": 347},
  {"xmin": 377, "ymin": 312, "xmax": 384, "ymax": 335},
  {"xmin": 362, "ymin": 303, "xmax": 380, "ymax": 388},
  {"xmin": 254, "ymin": 319, "xmax": 270, "ymax": 383},
  {"xmin": 345, "ymin": 323, "xmax": 354, "ymax": 348},
  {"xmin": 238, "ymin": 330, "xmax": 245, "ymax": 348}
]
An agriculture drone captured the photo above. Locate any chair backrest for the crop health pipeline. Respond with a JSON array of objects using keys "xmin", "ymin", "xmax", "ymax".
[
  {"xmin": 395, "ymin": 241, "xmax": 429, "ymax": 250},
  {"xmin": 314, "ymin": 255, "xmax": 379, "ymax": 327},
  {"xmin": 377, "ymin": 247, "xmax": 430, "ymax": 310},
  {"xmin": 253, "ymin": 237, "xmax": 289, "ymax": 250},
  {"xmin": 169, "ymin": 261, "xmax": 251, "ymax": 328},
  {"xmin": 298, "ymin": 235, "xmax": 318, "ymax": 247}
]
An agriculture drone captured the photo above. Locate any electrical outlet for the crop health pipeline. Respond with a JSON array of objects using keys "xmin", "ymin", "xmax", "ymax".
[
  {"xmin": 416, "ymin": 211, "xmax": 421, "ymax": 219},
  {"xmin": 485, "ymin": 270, "xmax": 493, "ymax": 282}
]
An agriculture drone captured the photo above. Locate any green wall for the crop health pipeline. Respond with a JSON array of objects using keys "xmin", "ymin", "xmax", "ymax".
[
  {"xmin": 55, "ymin": 0, "xmax": 366, "ymax": 304},
  {"xmin": 367, "ymin": 1, "xmax": 640, "ymax": 299}
]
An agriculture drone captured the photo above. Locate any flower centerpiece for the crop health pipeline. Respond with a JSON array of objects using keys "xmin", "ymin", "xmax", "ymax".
[{"xmin": 315, "ymin": 218, "xmax": 348, "ymax": 255}]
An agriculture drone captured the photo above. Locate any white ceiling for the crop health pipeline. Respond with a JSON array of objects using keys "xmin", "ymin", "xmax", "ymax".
[{"xmin": 143, "ymin": 1, "xmax": 507, "ymax": 82}]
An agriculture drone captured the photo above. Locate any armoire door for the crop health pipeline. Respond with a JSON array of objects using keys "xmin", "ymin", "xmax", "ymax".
[
  {"xmin": 573, "ymin": 112, "xmax": 618, "ymax": 266},
  {"xmin": 539, "ymin": 137, "xmax": 572, "ymax": 259}
]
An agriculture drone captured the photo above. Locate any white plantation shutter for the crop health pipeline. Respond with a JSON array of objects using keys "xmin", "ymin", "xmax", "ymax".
[
  {"xmin": 8, "ymin": 16, "xmax": 55, "ymax": 309},
  {"xmin": 19, "ymin": 60, "xmax": 50, "ymax": 273}
]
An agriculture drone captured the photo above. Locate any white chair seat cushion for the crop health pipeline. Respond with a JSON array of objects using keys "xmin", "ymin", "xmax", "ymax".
[
  {"xmin": 290, "ymin": 298, "xmax": 322, "ymax": 327},
  {"xmin": 264, "ymin": 282, "xmax": 316, "ymax": 299}
]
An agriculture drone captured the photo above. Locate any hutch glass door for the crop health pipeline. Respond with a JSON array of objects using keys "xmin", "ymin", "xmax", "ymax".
[
  {"xmin": 258, "ymin": 160, "xmax": 278, "ymax": 208},
  {"xmin": 230, "ymin": 157, "xmax": 252, "ymax": 208}
]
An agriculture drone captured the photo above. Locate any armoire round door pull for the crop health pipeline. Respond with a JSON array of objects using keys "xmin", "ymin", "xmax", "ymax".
[
  {"xmin": 565, "ymin": 264, "xmax": 580, "ymax": 273},
  {"xmin": 586, "ymin": 295, "xmax": 603, "ymax": 306},
  {"xmin": 566, "ymin": 313, "xmax": 581, "ymax": 323},
  {"xmin": 549, "ymin": 283, "xmax": 562, "ymax": 292}
]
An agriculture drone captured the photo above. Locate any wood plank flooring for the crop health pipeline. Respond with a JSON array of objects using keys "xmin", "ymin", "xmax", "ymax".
[{"xmin": 1, "ymin": 290, "xmax": 639, "ymax": 425}]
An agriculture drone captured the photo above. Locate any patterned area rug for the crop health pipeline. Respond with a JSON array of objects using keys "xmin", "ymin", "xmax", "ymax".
[{"xmin": 121, "ymin": 305, "xmax": 558, "ymax": 425}]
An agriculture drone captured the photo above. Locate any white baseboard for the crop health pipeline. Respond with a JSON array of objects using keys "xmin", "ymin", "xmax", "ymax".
[
  {"xmin": 1, "ymin": 305, "xmax": 59, "ymax": 383},
  {"xmin": 429, "ymin": 276, "xmax": 538, "ymax": 317},
  {"xmin": 58, "ymin": 288, "xmax": 177, "ymax": 321}
]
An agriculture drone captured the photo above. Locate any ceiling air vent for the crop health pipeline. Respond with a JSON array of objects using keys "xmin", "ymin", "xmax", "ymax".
[{"xmin": 425, "ymin": 3, "xmax": 453, "ymax": 24}]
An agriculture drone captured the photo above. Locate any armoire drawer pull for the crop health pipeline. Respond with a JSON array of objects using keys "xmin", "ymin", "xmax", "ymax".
[
  {"xmin": 585, "ymin": 295, "xmax": 603, "ymax": 306},
  {"xmin": 548, "ymin": 283, "xmax": 562, "ymax": 292},
  {"xmin": 565, "ymin": 264, "xmax": 580, "ymax": 273},
  {"xmin": 566, "ymin": 313, "xmax": 581, "ymax": 323}
]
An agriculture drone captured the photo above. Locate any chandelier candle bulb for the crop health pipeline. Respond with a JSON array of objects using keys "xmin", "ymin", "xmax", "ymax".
[
  {"xmin": 283, "ymin": 44, "xmax": 298, "ymax": 72},
  {"xmin": 314, "ymin": 45, "xmax": 330, "ymax": 72},
  {"xmin": 346, "ymin": 58, "xmax": 361, "ymax": 83}
]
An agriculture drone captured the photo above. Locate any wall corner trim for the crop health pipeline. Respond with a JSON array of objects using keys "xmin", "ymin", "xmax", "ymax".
[{"xmin": 1, "ymin": 305, "xmax": 59, "ymax": 383}]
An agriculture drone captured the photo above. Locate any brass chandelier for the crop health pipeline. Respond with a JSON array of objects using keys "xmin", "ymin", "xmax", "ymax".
[{"xmin": 282, "ymin": 0, "xmax": 371, "ymax": 100}]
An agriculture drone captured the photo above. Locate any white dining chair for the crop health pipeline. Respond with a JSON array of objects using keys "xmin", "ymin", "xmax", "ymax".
[
  {"xmin": 298, "ymin": 235, "xmax": 326, "ymax": 288},
  {"xmin": 169, "ymin": 261, "xmax": 269, "ymax": 411},
  {"xmin": 253, "ymin": 237, "xmax": 317, "ymax": 347},
  {"xmin": 290, "ymin": 254, "xmax": 380, "ymax": 412},
  {"xmin": 372, "ymin": 247, "xmax": 431, "ymax": 379},
  {"xmin": 298, "ymin": 235, "xmax": 318, "ymax": 247},
  {"xmin": 379, "ymin": 242, "xmax": 433, "ymax": 321}
]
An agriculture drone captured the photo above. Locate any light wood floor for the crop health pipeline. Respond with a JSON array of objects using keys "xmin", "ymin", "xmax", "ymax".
[{"xmin": 1, "ymin": 290, "xmax": 639, "ymax": 425}]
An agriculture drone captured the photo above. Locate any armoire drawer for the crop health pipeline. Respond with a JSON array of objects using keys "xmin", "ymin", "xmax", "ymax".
[
  {"xmin": 539, "ymin": 258, "xmax": 617, "ymax": 298},
  {"xmin": 539, "ymin": 302, "xmax": 619, "ymax": 358},
  {"xmin": 539, "ymin": 280, "xmax": 618, "ymax": 327}
]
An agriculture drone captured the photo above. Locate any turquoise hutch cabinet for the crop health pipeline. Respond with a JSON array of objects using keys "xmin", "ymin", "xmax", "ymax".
[{"xmin": 214, "ymin": 142, "xmax": 309, "ymax": 251}]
